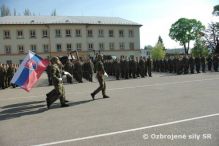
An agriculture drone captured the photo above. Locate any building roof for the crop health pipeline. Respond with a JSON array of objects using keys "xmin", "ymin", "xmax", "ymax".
[{"xmin": 0, "ymin": 16, "xmax": 142, "ymax": 26}]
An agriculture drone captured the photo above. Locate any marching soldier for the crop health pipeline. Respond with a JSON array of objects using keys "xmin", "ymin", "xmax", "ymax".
[
  {"xmin": 47, "ymin": 56, "xmax": 69, "ymax": 108},
  {"xmin": 91, "ymin": 54, "xmax": 110, "ymax": 100}
]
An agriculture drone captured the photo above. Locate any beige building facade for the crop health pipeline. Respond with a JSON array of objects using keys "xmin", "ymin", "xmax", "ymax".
[{"xmin": 0, "ymin": 16, "xmax": 142, "ymax": 64}]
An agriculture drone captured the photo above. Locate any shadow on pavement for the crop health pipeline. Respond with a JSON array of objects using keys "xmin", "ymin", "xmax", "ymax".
[
  {"xmin": 0, "ymin": 100, "xmax": 47, "ymax": 121},
  {"xmin": 0, "ymin": 98, "xmax": 96, "ymax": 121}
]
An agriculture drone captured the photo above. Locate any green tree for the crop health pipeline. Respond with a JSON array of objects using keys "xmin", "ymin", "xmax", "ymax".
[
  {"xmin": 157, "ymin": 35, "xmax": 165, "ymax": 50},
  {"xmin": 213, "ymin": 5, "xmax": 219, "ymax": 16},
  {"xmin": 0, "ymin": 4, "xmax": 11, "ymax": 17},
  {"xmin": 24, "ymin": 9, "xmax": 31, "ymax": 16},
  {"xmin": 51, "ymin": 9, "xmax": 57, "ymax": 16},
  {"xmin": 169, "ymin": 18, "xmax": 205, "ymax": 54},
  {"xmin": 191, "ymin": 38, "xmax": 208, "ymax": 57},
  {"xmin": 205, "ymin": 22, "xmax": 219, "ymax": 53},
  {"xmin": 151, "ymin": 42, "xmax": 165, "ymax": 60}
]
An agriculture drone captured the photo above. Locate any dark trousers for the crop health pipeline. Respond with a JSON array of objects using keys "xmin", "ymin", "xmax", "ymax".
[{"xmin": 93, "ymin": 76, "xmax": 106, "ymax": 96}]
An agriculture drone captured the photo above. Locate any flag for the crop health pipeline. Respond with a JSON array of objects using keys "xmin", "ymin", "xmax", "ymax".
[{"xmin": 11, "ymin": 51, "xmax": 49, "ymax": 92}]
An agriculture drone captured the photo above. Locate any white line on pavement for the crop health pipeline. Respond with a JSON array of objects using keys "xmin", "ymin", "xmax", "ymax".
[
  {"xmin": 32, "ymin": 113, "xmax": 219, "ymax": 146},
  {"xmin": 1, "ymin": 77, "xmax": 219, "ymax": 101}
]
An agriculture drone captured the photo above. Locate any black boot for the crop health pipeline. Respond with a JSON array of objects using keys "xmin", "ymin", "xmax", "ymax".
[{"xmin": 91, "ymin": 93, "xmax": 95, "ymax": 100}]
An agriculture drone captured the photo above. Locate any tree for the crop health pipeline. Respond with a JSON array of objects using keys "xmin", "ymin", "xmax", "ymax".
[
  {"xmin": 204, "ymin": 22, "xmax": 219, "ymax": 53},
  {"xmin": 213, "ymin": 5, "xmax": 219, "ymax": 16},
  {"xmin": 157, "ymin": 35, "xmax": 165, "ymax": 50},
  {"xmin": 0, "ymin": 4, "xmax": 11, "ymax": 17},
  {"xmin": 151, "ymin": 42, "xmax": 166, "ymax": 60},
  {"xmin": 13, "ymin": 8, "xmax": 16, "ymax": 16},
  {"xmin": 24, "ymin": 9, "xmax": 31, "ymax": 16},
  {"xmin": 191, "ymin": 38, "xmax": 208, "ymax": 57},
  {"xmin": 51, "ymin": 9, "xmax": 57, "ymax": 16},
  {"xmin": 169, "ymin": 18, "xmax": 205, "ymax": 54}
]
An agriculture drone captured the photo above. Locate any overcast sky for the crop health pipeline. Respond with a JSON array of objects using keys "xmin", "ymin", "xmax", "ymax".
[{"xmin": 1, "ymin": 0, "xmax": 218, "ymax": 49}]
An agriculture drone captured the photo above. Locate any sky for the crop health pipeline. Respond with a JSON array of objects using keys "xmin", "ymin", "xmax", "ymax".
[{"xmin": 0, "ymin": 0, "xmax": 218, "ymax": 49}]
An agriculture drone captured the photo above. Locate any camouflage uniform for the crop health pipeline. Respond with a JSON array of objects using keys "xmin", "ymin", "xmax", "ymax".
[
  {"xmin": 91, "ymin": 55, "xmax": 109, "ymax": 100},
  {"xmin": 50, "ymin": 57, "xmax": 68, "ymax": 107}
]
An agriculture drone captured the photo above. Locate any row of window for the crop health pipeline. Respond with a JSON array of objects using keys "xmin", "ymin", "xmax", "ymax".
[
  {"xmin": 3, "ymin": 29, "xmax": 134, "ymax": 39},
  {"xmin": 4, "ymin": 42, "xmax": 135, "ymax": 54}
]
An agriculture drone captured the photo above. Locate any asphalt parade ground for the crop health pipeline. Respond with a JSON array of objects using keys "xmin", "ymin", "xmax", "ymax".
[{"xmin": 0, "ymin": 72, "xmax": 219, "ymax": 146}]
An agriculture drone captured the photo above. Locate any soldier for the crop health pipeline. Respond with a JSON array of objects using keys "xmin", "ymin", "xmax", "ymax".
[
  {"xmin": 46, "ymin": 62, "xmax": 53, "ymax": 85},
  {"xmin": 129, "ymin": 56, "xmax": 137, "ymax": 78},
  {"xmin": 136, "ymin": 57, "xmax": 140, "ymax": 77},
  {"xmin": 124, "ymin": 56, "xmax": 130, "ymax": 79},
  {"xmin": 182, "ymin": 55, "xmax": 189, "ymax": 74},
  {"xmin": 213, "ymin": 55, "xmax": 219, "ymax": 72},
  {"xmin": 114, "ymin": 58, "xmax": 121, "ymax": 80},
  {"xmin": 206, "ymin": 55, "xmax": 212, "ymax": 71},
  {"xmin": 146, "ymin": 57, "xmax": 152, "ymax": 77},
  {"xmin": 188, "ymin": 55, "xmax": 195, "ymax": 74},
  {"xmin": 200, "ymin": 56, "xmax": 206, "ymax": 73},
  {"xmin": 195, "ymin": 56, "xmax": 201, "ymax": 73},
  {"xmin": 167, "ymin": 57, "xmax": 173, "ymax": 73},
  {"xmin": 0, "ymin": 64, "xmax": 3, "ymax": 89},
  {"xmin": 64, "ymin": 60, "xmax": 73, "ymax": 84},
  {"xmin": 91, "ymin": 54, "xmax": 110, "ymax": 100},
  {"xmin": 1, "ymin": 64, "xmax": 7, "ymax": 89},
  {"xmin": 120, "ymin": 56, "xmax": 125, "ymax": 78},
  {"xmin": 139, "ymin": 56, "xmax": 145, "ymax": 77},
  {"xmin": 7, "ymin": 63, "xmax": 16, "ymax": 88},
  {"xmin": 47, "ymin": 56, "xmax": 69, "ymax": 108},
  {"xmin": 74, "ymin": 59, "xmax": 83, "ymax": 83},
  {"xmin": 87, "ymin": 58, "xmax": 94, "ymax": 82}
]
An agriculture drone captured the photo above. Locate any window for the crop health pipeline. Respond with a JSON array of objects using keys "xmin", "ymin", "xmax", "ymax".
[
  {"xmin": 129, "ymin": 30, "xmax": 134, "ymax": 37},
  {"xmin": 31, "ymin": 44, "xmax": 37, "ymax": 52},
  {"xmin": 66, "ymin": 44, "xmax": 72, "ymax": 51},
  {"xmin": 129, "ymin": 42, "xmax": 134, "ymax": 50},
  {"xmin": 76, "ymin": 43, "xmax": 82, "ymax": 51},
  {"xmin": 87, "ymin": 30, "xmax": 93, "ymax": 37},
  {"xmin": 109, "ymin": 30, "xmax": 114, "ymax": 37},
  {"xmin": 30, "ymin": 30, "xmax": 36, "ymax": 38},
  {"xmin": 5, "ymin": 45, "xmax": 11, "ymax": 54},
  {"xmin": 4, "ymin": 30, "xmax": 10, "ymax": 39},
  {"xmin": 43, "ymin": 44, "xmax": 49, "ymax": 53},
  {"xmin": 119, "ymin": 30, "xmax": 124, "ymax": 37},
  {"xmin": 66, "ymin": 29, "xmax": 71, "ymax": 37},
  {"xmin": 119, "ymin": 42, "xmax": 125, "ymax": 50},
  {"xmin": 55, "ymin": 29, "xmax": 61, "ymax": 37},
  {"xmin": 99, "ymin": 43, "xmax": 104, "ymax": 50},
  {"xmin": 42, "ymin": 30, "xmax": 48, "ymax": 38},
  {"xmin": 98, "ymin": 29, "xmax": 104, "ymax": 37},
  {"xmin": 88, "ymin": 43, "xmax": 93, "ymax": 50},
  {"xmin": 76, "ymin": 29, "xmax": 81, "ymax": 37},
  {"xmin": 17, "ymin": 30, "xmax": 24, "ymax": 39},
  {"xmin": 56, "ymin": 44, "xmax": 62, "ymax": 52},
  {"xmin": 109, "ymin": 43, "xmax": 114, "ymax": 50},
  {"xmin": 18, "ymin": 45, "xmax": 24, "ymax": 53}
]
